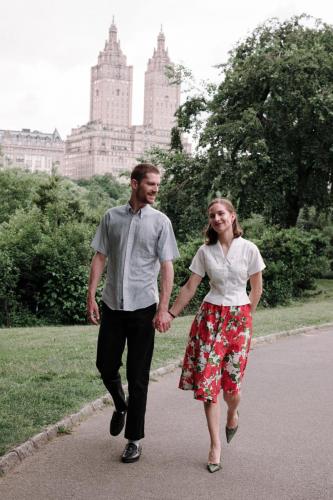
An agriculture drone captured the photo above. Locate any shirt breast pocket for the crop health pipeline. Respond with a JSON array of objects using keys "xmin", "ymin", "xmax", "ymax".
[{"xmin": 136, "ymin": 233, "xmax": 157, "ymax": 257}]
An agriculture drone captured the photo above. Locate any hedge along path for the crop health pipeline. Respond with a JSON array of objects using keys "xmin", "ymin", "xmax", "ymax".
[{"xmin": 1, "ymin": 322, "xmax": 332, "ymax": 477}]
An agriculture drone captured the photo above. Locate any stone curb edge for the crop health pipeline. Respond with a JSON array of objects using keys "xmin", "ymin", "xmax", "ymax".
[
  {"xmin": 251, "ymin": 321, "xmax": 333, "ymax": 347},
  {"xmin": 1, "ymin": 321, "xmax": 332, "ymax": 477}
]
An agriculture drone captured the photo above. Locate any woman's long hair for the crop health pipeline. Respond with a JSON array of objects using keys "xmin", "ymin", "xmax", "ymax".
[{"xmin": 205, "ymin": 198, "xmax": 243, "ymax": 245}]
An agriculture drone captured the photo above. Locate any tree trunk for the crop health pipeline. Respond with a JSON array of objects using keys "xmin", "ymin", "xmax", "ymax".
[{"xmin": 285, "ymin": 194, "xmax": 300, "ymax": 227}]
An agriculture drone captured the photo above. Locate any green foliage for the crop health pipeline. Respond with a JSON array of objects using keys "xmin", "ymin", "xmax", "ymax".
[
  {"xmin": 0, "ymin": 168, "xmax": 128, "ymax": 327},
  {"xmin": 36, "ymin": 222, "xmax": 95, "ymax": 324},
  {"xmin": 34, "ymin": 174, "xmax": 87, "ymax": 226},
  {"xmin": 147, "ymin": 148, "xmax": 219, "ymax": 241},
  {"xmin": 297, "ymin": 207, "xmax": 333, "ymax": 275},
  {"xmin": 0, "ymin": 249, "xmax": 19, "ymax": 326},
  {"xmin": 0, "ymin": 168, "xmax": 47, "ymax": 224},
  {"xmin": 170, "ymin": 127, "xmax": 183, "ymax": 152},
  {"xmin": 241, "ymin": 214, "xmax": 267, "ymax": 239},
  {"xmin": 172, "ymin": 15, "xmax": 333, "ymax": 229},
  {"xmin": 0, "ymin": 207, "xmax": 46, "ymax": 322},
  {"xmin": 76, "ymin": 173, "xmax": 130, "ymax": 222},
  {"xmin": 253, "ymin": 227, "xmax": 329, "ymax": 306}
]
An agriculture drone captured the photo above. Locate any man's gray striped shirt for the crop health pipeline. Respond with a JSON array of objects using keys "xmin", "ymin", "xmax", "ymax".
[{"xmin": 91, "ymin": 203, "xmax": 179, "ymax": 311}]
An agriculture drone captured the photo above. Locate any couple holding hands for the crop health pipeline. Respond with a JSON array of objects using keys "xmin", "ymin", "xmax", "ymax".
[{"xmin": 87, "ymin": 163, "xmax": 265, "ymax": 472}]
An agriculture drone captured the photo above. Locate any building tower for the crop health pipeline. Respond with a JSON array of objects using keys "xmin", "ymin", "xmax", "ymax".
[
  {"xmin": 143, "ymin": 28, "xmax": 180, "ymax": 130},
  {"xmin": 63, "ymin": 23, "xmax": 190, "ymax": 180},
  {"xmin": 90, "ymin": 18, "xmax": 133, "ymax": 127}
]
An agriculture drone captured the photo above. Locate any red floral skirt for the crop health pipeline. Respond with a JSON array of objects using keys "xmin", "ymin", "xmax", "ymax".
[{"xmin": 179, "ymin": 302, "xmax": 253, "ymax": 403}]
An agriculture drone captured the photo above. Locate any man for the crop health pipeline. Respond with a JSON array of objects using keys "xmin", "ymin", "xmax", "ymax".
[{"xmin": 87, "ymin": 163, "xmax": 179, "ymax": 463}]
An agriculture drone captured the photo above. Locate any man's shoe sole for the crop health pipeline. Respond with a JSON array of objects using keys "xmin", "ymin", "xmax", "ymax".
[
  {"xmin": 121, "ymin": 454, "xmax": 141, "ymax": 463},
  {"xmin": 110, "ymin": 410, "xmax": 126, "ymax": 436}
]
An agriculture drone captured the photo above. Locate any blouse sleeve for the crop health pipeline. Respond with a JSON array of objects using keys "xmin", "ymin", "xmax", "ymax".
[
  {"xmin": 91, "ymin": 212, "xmax": 109, "ymax": 256},
  {"xmin": 189, "ymin": 246, "xmax": 206, "ymax": 278},
  {"xmin": 156, "ymin": 217, "xmax": 180, "ymax": 262},
  {"xmin": 247, "ymin": 243, "xmax": 266, "ymax": 276}
]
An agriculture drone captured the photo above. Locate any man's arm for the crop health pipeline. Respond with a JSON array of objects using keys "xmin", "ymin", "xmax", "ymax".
[
  {"xmin": 87, "ymin": 251, "xmax": 107, "ymax": 324},
  {"xmin": 153, "ymin": 260, "xmax": 174, "ymax": 333}
]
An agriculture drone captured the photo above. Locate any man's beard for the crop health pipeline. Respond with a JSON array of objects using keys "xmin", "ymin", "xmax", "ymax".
[{"xmin": 137, "ymin": 188, "xmax": 156, "ymax": 205}]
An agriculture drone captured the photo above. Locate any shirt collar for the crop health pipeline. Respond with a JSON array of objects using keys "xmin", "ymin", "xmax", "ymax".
[
  {"xmin": 216, "ymin": 236, "xmax": 241, "ymax": 262},
  {"xmin": 126, "ymin": 203, "xmax": 151, "ymax": 218}
]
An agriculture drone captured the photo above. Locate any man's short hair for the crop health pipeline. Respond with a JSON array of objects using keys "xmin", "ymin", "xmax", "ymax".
[{"xmin": 131, "ymin": 163, "xmax": 160, "ymax": 183}]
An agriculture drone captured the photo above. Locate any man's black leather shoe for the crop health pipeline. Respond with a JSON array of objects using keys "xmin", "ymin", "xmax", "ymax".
[
  {"xmin": 110, "ymin": 409, "xmax": 126, "ymax": 436},
  {"xmin": 121, "ymin": 442, "xmax": 142, "ymax": 463}
]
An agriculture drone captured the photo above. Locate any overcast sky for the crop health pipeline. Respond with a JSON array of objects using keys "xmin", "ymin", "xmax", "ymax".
[{"xmin": 1, "ymin": 0, "xmax": 333, "ymax": 139}]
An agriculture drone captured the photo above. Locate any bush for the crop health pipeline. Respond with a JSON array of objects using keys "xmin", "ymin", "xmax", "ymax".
[
  {"xmin": 36, "ymin": 222, "xmax": 95, "ymax": 324},
  {"xmin": 253, "ymin": 228, "xmax": 329, "ymax": 306},
  {"xmin": 0, "ymin": 249, "xmax": 19, "ymax": 326},
  {"xmin": 241, "ymin": 214, "xmax": 266, "ymax": 239},
  {"xmin": 0, "ymin": 168, "xmax": 47, "ymax": 224},
  {"xmin": 0, "ymin": 208, "xmax": 95, "ymax": 326},
  {"xmin": 0, "ymin": 168, "xmax": 130, "ymax": 327},
  {"xmin": 297, "ymin": 207, "xmax": 333, "ymax": 277},
  {"xmin": 0, "ymin": 208, "xmax": 45, "ymax": 326}
]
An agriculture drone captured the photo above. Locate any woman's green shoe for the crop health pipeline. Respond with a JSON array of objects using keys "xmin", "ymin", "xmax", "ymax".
[
  {"xmin": 207, "ymin": 462, "xmax": 222, "ymax": 473},
  {"xmin": 225, "ymin": 410, "xmax": 239, "ymax": 443}
]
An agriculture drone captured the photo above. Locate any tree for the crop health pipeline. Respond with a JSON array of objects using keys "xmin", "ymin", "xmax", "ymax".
[
  {"xmin": 0, "ymin": 168, "xmax": 46, "ymax": 224},
  {"xmin": 0, "ymin": 169, "xmax": 102, "ymax": 326},
  {"xmin": 170, "ymin": 127, "xmax": 183, "ymax": 151},
  {"xmin": 34, "ymin": 173, "xmax": 86, "ymax": 227},
  {"xmin": 76, "ymin": 173, "xmax": 130, "ymax": 222},
  {"xmin": 146, "ymin": 148, "xmax": 214, "ymax": 240},
  {"xmin": 177, "ymin": 15, "xmax": 333, "ymax": 227},
  {"xmin": 0, "ymin": 249, "xmax": 19, "ymax": 326}
]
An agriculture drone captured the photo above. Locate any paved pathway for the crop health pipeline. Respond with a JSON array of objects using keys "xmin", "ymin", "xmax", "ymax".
[{"xmin": 0, "ymin": 326, "xmax": 332, "ymax": 499}]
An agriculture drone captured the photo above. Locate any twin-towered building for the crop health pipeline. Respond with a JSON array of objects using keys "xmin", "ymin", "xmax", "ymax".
[
  {"xmin": 62, "ymin": 21, "xmax": 189, "ymax": 179},
  {"xmin": 0, "ymin": 21, "xmax": 189, "ymax": 178}
]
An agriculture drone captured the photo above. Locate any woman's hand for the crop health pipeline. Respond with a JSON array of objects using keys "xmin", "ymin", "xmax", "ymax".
[{"xmin": 249, "ymin": 272, "xmax": 263, "ymax": 312}]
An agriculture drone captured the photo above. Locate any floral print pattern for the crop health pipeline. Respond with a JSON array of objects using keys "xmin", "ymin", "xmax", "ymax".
[{"xmin": 179, "ymin": 302, "xmax": 252, "ymax": 403}]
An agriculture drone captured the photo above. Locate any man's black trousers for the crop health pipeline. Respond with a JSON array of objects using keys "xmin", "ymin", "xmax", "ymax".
[{"xmin": 96, "ymin": 301, "xmax": 156, "ymax": 441}]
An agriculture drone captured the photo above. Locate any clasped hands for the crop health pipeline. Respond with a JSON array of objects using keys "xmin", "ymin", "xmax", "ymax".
[
  {"xmin": 86, "ymin": 301, "xmax": 175, "ymax": 332},
  {"xmin": 153, "ymin": 310, "xmax": 174, "ymax": 333}
]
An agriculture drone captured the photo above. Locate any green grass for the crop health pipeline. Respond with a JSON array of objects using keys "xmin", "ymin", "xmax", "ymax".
[{"xmin": 0, "ymin": 279, "xmax": 332, "ymax": 456}]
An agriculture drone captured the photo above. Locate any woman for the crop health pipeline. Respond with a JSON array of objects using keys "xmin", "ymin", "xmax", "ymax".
[{"xmin": 167, "ymin": 198, "xmax": 265, "ymax": 473}]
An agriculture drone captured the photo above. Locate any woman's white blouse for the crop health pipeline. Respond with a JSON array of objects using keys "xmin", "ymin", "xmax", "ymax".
[{"xmin": 189, "ymin": 237, "xmax": 266, "ymax": 306}]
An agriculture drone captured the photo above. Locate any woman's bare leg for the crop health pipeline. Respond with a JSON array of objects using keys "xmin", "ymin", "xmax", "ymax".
[
  {"xmin": 223, "ymin": 391, "xmax": 240, "ymax": 428},
  {"xmin": 204, "ymin": 399, "xmax": 221, "ymax": 463}
]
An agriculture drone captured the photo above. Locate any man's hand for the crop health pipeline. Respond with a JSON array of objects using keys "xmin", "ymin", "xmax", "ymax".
[
  {"xmin": 86, "ymin": 252, "xmax": 106, "ymax": 325},
  {"xmin": 87, "ymin": 297, "xmax": 100, "ymax": 325},
  {"xmin": 153, "ymin": 310, "xmax": 172, "ymax": 333}
]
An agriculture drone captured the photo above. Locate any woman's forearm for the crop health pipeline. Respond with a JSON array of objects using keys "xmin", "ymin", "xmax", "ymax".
[
  {"xmin": 169, "ymin": 273, "xmax": 202, "ymax": 317},
  {"xmin": 249, "ymin": 272, "xmax": 263, "ymax": 313}
]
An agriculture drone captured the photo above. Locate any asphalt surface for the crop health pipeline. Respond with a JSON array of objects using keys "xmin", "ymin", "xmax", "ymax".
[{"xmin": 0, "ymin": 326, "xmax": 332, "ymax": 500}]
